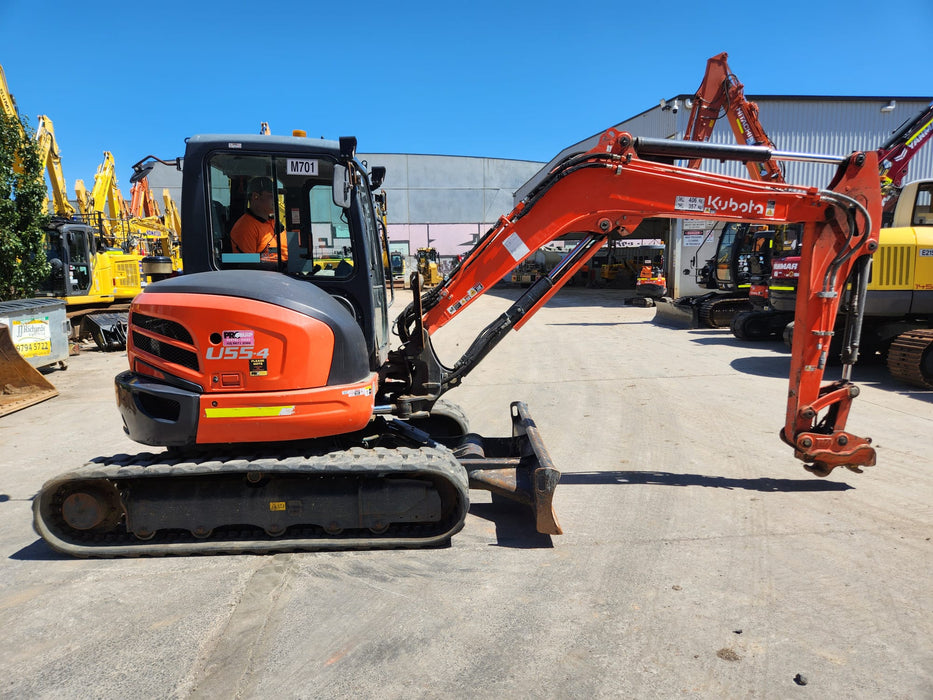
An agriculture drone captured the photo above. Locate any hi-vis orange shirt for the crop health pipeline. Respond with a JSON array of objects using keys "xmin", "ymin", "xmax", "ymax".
[{"xmin": 229, "ymin": 211, "xmax": 289, "ymax": 261}]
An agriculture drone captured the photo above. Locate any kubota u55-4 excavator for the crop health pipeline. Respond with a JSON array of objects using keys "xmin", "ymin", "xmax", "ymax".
[{"xmin": 34, "ymin": 129, "xmax": 881, "ymax": 557}]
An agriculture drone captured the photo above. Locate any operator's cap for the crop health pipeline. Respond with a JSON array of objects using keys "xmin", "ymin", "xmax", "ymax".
[{"xmin": 247, "ymin": 176, "xmax": 276, "ymax": 194}]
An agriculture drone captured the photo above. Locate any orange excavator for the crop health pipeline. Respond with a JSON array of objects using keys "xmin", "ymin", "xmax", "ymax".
[
  {"xmin": 34, "ymin": 129, "xmax": 880, "ymax": 557},
  {"xmin": 657, "ymin": 52, "xmax": 790, "ymax": 328}
]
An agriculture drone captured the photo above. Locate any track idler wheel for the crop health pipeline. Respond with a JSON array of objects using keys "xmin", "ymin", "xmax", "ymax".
[{"xmin": 59, "ymin": 482, "xmax": 123, "ymax": 532}]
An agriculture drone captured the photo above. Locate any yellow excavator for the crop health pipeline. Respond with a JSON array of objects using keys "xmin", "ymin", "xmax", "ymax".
[
  {"xmin": 36, "ymin": 148, "xmax": 144, "ymax": 350},
  {"xmin": 417, "ymin": 247, "xmax": 443, "ymax": 287},
  {"xmin": 3, "ymin": 61, "xmax": 159, "ymax": 353}
]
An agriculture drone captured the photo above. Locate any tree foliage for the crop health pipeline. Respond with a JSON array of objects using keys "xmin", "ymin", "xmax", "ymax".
[{"xmin": 0, "ymin": 113, "xmax": 49, "ymax": 301}]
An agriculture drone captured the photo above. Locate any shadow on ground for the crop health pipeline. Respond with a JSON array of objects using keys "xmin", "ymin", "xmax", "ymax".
[
  {"xmin": 10, "ymin": 540, "xmax": 72, "ymax": 561},
  {"xmin": 558, "ymin": 470, "xmax": 854, "ymax": 492},
  {"xmin": 470, "ymin": 500, "xmax": 555, "ymax": 549}
]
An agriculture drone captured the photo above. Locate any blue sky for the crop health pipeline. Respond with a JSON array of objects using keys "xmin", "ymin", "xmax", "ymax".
[{"xmin": 2, "ymin": 0, "xmax": 931, "ymax": 193}]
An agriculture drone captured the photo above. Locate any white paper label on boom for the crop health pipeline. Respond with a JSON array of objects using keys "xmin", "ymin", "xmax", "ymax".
[
  {"xmin": 674, "ymin": 195, "xmax": 705, "ymax": 212},
  {"xmin": 287, "ymin": 159, "xmax": 319, "ymax": 176},
  {"xmin": 504, "ymin": 232, "xmax": 530, "ymax": 261}
]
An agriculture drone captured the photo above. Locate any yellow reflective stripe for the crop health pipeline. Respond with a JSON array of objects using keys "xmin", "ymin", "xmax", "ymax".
[{"xmin": 204, "ymin": 406, "xmax": 296, "ymax": 418}]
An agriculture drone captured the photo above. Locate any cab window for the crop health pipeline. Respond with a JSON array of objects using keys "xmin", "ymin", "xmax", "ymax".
[
  {"xmin": 206, "ymin": 153, "xmax": 355, "ymax": 277},
  {"xmin": 911, "ymin": 183, "xmax": 933, "ymax": 226}
]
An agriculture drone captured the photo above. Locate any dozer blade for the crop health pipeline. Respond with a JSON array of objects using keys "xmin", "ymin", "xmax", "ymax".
[
  {"xmin": 454, "ymin": 401, "xmax": 563, "ymax": 535},
  {"xmin": 652, "ymin": 297, "xmax": 700, "ymax": 328},
  {"xmin": 0, "ymin": 324, "xmax": 58, "ymax": 417}
]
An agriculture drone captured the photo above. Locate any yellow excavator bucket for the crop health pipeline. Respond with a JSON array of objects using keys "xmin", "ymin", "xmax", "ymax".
[{"xmin": 0, "ymin": 324, "xmax": 58, "ymax": 416}]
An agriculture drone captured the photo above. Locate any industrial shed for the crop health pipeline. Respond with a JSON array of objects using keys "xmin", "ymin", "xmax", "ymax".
[{"xmin": 518, "ymin": 95, "xmax": 933, "ymax": 296}]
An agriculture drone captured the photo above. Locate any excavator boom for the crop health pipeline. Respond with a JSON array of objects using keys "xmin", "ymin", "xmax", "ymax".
[{"xmin": 394, "ymin": 131, "xmax": 880, "ymax": 474}]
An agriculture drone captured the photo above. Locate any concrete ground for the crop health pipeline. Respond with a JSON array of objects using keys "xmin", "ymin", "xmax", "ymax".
[{"xmin": 0, "ymin": 287, "xmax": 930, "ymax": 699}]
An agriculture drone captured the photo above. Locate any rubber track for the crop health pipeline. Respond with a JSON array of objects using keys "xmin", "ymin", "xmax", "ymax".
[
  {"xmin": 731, "ymin": 310, "xmax": 793, "ymax": 341},
  {"xmin": 699, "ymin": 297, "xmax": 753, "ymax": 328},
  {"xmin": 33, "ymin": 445, "xmax": 469, "ymax": 558},
  {"xmin": 887, "ymin": 329, "xmax": 933, "ymax": 389}
]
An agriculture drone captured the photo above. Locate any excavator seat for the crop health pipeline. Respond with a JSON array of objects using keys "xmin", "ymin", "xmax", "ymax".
[{"xmin": 211, "ymin": 200, "xmax": 229, "ymax": 256}]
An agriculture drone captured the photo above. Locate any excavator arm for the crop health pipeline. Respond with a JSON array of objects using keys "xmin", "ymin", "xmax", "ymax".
[
  {"xmin": 682, "ymin": 52, "xmax": 784, "ymax": 183},
  {"xmin": 129, "ymin": 173, "xmax": 163, "ymax": 219},
  {"xmin": 391, "ymin": 129, "xmax": 881, "ymax": 475},
  {"xmin": 34, "ymin": 115, "xmax": 76, "ymax": 218},
  {"xmin": 878, "ymin": 101, "xmax": 933, "ymax": 208}
]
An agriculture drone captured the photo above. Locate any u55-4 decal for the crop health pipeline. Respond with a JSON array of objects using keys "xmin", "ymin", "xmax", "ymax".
[{"xmin": 206, "ymin": 347, "xmax": 270, "ymax": 360}]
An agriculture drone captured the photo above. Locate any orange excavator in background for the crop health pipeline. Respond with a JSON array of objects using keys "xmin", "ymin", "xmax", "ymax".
[
  {"xmin": 656, "ymin": 52, "xmax": 790, "ymax": 328},
  {"xmin": 34, "ymin": 128, "xmax": 881, "ymax": 557},
  {"xmin": 127, "ymin": 160, "xmax": 183, "ymax": 276},
  {"xmin": 682, "ymin": 52, "xmax": 784, "ymax": 182}
]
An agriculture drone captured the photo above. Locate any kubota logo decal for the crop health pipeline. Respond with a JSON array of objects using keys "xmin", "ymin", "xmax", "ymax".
[{"xmin": 705, "ymin": 196, "xmax": 775, "ymax": 216}]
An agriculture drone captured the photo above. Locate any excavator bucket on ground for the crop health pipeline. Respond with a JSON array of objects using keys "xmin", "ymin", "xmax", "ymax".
[
  {"xmin": 0, "ymin": 324, "xmax": 58, "ymax": 417},
  {"xmin": 652, "ymin": 296, "xmax": 703, "ymax": 328}
]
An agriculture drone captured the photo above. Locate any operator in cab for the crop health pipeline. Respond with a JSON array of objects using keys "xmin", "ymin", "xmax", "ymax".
[{"xmin": 229, "ymin": 176, "xmax": 288, "ymax": 263}]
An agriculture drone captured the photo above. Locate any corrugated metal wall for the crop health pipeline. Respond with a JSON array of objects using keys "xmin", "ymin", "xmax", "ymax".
[
  {"xmin": 518, "ymin": 96, "xmax": 933, "ymax": 199},
  {"xmin": 660, "ymin": 96, "xmax": 933, "ymax": 187}
]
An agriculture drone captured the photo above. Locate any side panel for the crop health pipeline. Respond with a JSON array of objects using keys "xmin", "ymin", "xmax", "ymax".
[
  {"xmin": 195, "ymin": 372, "xmax": 378, "ymax": 443},
  {"xmin": 129, "ymin": 291, "xmax": 340, "ymax": 393}
]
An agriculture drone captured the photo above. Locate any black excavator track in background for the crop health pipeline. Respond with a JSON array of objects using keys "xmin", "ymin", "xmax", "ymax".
[
  {"xmin": 730, "ymin": 309, "xmax": 795, "ymax": 341},
  {"xmin": 698, "ymin": 296, "xmax": 754, "ymax": 329},
  {"xmin": 887, "ymin": 329, "xmax": 933, "ymax": 389}
]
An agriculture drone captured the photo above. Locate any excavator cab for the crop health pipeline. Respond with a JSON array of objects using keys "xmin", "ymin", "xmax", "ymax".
[
  {"xmin": 38, "ymin": 221, "xmax": 97, "ymax": 298},
  {"xmin": 712, "ymin": 222, "xmax": 763, "ymax": 292},
  {"xmin": 181, "ymin": 134, "xmax": 390, "ymax": 368}
]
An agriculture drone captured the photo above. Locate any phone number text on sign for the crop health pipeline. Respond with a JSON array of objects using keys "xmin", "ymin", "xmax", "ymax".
[{"xmin": 13, "ymin": 317, "xmax": 52, "ymax": 358}]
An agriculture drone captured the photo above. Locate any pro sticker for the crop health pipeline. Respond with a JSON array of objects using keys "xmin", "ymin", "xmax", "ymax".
[{"xmin": 223, "ymin": 330, "xmax": 254, "ymax": 347}]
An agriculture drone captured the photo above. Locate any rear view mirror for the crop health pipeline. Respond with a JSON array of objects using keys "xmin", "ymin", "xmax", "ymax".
[
  {"xmin": 370, "ymin": 166, "xmax": 386, "ymax": 190},
  {"xmin": 333, "ymin": 164, "xmax": 350, "ymax": 208}
]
